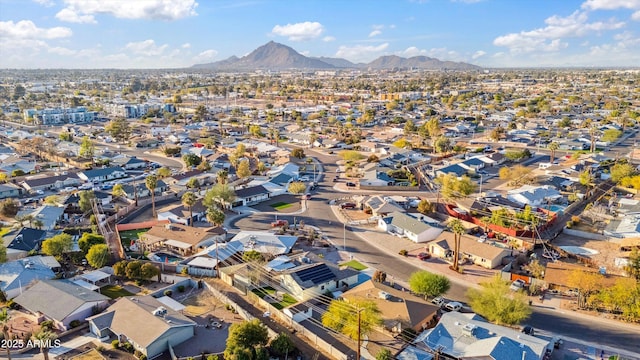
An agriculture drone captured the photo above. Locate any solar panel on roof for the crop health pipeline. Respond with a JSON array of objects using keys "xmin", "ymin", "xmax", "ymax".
[{"xmin": 295, "ymin": 264, "xmax": 334, "ymax": 285}]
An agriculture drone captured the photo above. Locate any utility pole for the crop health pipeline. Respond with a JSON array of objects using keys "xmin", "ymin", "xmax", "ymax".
[
  {"xmin": 343, "ymin": 222, "xmax": 346, "ymax": 251},
  {"xmin": 356, "ymin": 308, "xmax": 362, "ymax": 360}
]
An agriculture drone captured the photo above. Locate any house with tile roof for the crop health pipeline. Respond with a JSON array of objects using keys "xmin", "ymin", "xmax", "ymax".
[
  {"xmin": 427, "ymin": 235, "xmax": 512, "ymax": 269},
  {"xmin": 139, "ymin": 223, "xmax": 222, "ymax": 256},
  {"xmin": 0, "ymin": 256, "xmax": 59, "ymax": 298},
  {"xmin": 14, "ymin": 279, "xmax": 110, "ymax": 331},
  {"xmin": 88, "ymin": 296, "xmax": 196, "ymax": 359},
  {"xmin": 378, "ymin": 211, "xmax": 444, "ymax": 243}
]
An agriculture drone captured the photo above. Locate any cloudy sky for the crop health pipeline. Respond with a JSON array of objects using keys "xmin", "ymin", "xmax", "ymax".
[{"xmin": 1, "ymin": 0, "xmax": 639, "ymax": 69}]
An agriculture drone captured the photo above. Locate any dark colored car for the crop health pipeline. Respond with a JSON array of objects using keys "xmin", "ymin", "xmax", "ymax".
[
  {"xmin": 418, "ymin": 252, "xmax": 431, "ymax": 260},
  {"xmin": 521, "ymin": 325, "xmax": 535, "ymax": 336},
  {"xmin": 346, "ymin": 182, "xmax": 356, "ymax": 187},
  {"xmin": 340, "ymin": 202, "xmax": 357, "ymax": 209}
]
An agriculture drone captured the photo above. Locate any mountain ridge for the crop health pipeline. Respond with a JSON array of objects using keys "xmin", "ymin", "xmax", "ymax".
[{"xmin": 191, "ymin": 41, "xmax": 481, "ymax": 71}]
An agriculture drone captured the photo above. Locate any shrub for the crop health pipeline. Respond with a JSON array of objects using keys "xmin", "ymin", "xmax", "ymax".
[
  {"xmin": 566, "ymin": 221, "xmax": 573, "ymax": 229},
  {"xmin": 111, "ymin": 340, "xmax": 120, "ymax": 349},
  {"xmin": 399, "ymin": 249, "xmax": 408, "ymax": 256},
  {"xmin": 96, "ymin": 345, "xmax": 106, "ymax": 353},
  {"xmin": 177, "ymin": 285, "xmax": 185, "ymax": 292},
  {"xmin": 139, "ymin": 355, "xmax": 147, "ymax": 360},
  {"xmin": 40, "ymin": 320, "xmax": 55, "ymax": 330},
  {"xmin": 122, "ymin": 342, "xmax": 134, "ymax": 353},
  {"xmin": 571, "ymin": 216, "xmax": 580, "ymax": 224},
  {"xmin": 164, "ymin": 290, "xmax": 173, "ymax": 297},
  {"xmin": 69, "ymin": 320, "xmax": 82, "ymax": 328}
]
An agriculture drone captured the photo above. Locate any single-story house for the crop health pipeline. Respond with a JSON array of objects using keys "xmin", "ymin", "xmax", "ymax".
[
  {"xmin": 88, "ymin": 296, "xmax": 196, "ymax": 359},
  {"xmin": 0, "ymin": 256, "xmax": 59, "ymax": 298},
  {"xmin": 233, "ymin": 185, "xmax": 270, "ymax": 207},
  {"xmin": 20, "ymin": 172, "xmax": 82, "ymax": 193},
  {"xmin": 16, "ymin": 205, "xmax": 65, "ymax": 230},
  {"xmin": 413, "ymin": 312, "xmax": 552, "ymax": 360},
  {"xmin": 2, "ymin": 227, "xmax": 57, "ymax": 260},
  {"xmin": 0, "ymin": 183, "xmax": 22, "ymax": 199},
  {"xmin": 157, "ymin": 200, "xmax": 208, "ymax": 225},
  {"xmin": 14, "ymin": 279, "xmax": 110, "ymax": 331},
  {"xmin": 507, "ymin": 185, "xmax": 562, "ymax": 207},
  {"xmin": 120, "ymin": 180, "xmax": 168, "ymax": 201},
  {"xmin": 139, "ymin": 223, "xmax": 224, "ymax": 256},
  {"xmin": 365, "ymin": 196, "xmax": 406, "ymax": 217},
  {"xmin": 427, "ymin": 236, "xmax": 512, "ymax": 269},
  {"xmin": 78, "ymin": 166, "xmax": 127, "ymax": 183},
  {"xmin": 435, "ymin": 163, "xmax": 469, "ymax": 178},
  {"xmin": 278, "ymin": 258, "xmax": 359, "ymax": 301},
  {"xmin": 110, "ymin": 156, "xmax": 148, "ymax": 170},
  {"xmin": 378, "ymin": 211, "xmax": 443, "ymax": 243},
  {"xmin": 341, "ymin": 280, "xmax": 440, "ymax": 333}
]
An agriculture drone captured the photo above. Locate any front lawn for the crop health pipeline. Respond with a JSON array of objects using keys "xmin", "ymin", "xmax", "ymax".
[
  {"xmin": 100, "ymin": 285, "xmax": 135, "ymax": 299},
  {"xmin": 252, "ymin": 286, "xmax": 297, "ymax": 309},
  {"xmin": 340, "ymin": 260, "xmax": 367, "ymax": 271},
  {"xmin": 270, "ymin": 202, "xmax": 293, "ymax": 211}
]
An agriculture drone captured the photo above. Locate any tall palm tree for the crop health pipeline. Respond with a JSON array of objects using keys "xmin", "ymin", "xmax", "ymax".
[
  {"xmin": 206, "ymin": 206, "xmax": 226, "ymax": 278},
  {"xmin": 217, "ymin": 169, "xmax": 228, "ymax": 185},
  {"xmin": 145, "ymin": 174, "xmax": 158, "ymax": 218},
  {"xmin": 548, "ymin": 141, "xmax": 560, "ymax": 164},
  {"xmin": 31, "ymin": 328, "xmax": 58, "ymax": 360},
  {"xmin": 33, "ymin": 219, "xmax": 44, "ymax": 230},
  {"xmin": 181, "ymin": 192, "xmax": 197, "ymax": 226},
  {"xmin": 0, "ymin": 308, "xmax": 11, "ymax": 360},
  {"xmin": 449, "ymin": 219, "xmax": 466, "ymax": 271}
]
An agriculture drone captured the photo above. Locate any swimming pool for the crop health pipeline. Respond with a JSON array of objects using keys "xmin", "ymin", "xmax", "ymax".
[
  {"xmin": 547, "ymin": 204, "xmax": 566, "ymax": 213},
  {"xmin": 151, "ymin": 252, "xmax": 183, "ymax": 264}
]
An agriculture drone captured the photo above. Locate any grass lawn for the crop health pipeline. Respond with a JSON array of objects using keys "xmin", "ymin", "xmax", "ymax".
[
  {"xmin": 270, "ymin": 202, "xmax": 293, "ymax": 211},
  {"xmin": 100, "ymin": 285, "xmax": 135, "ymax": 299},
  {"xmin": 119, "ymin": 228, "xmax": 150, "ymax": 242},
  {"xmin": 252, "ymin": 286, "xmax": 297, "ymax": 309},
  {"xmin": 340, "ymin": 260, "xmax": 367, "ymax": 271}
]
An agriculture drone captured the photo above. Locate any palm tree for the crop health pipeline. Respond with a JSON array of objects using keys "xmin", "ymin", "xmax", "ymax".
[
  {"xmin": 145, "ymin": 174, "xmax": 158, "ymax": 217},
  {"xmin": 181, "ymin": 192, "xmax": 197, "ymax": 226},
  {"xmin": 0, "ymin": 308, "xmax": 12, "ymax": 360},
  {"xmin": 589, "ymin": 126, "xmax": 597, "ymax": 153},
  {"xmin": 112, "ymin": 183, "xmax": 125, "ymax": 199},
  {"xmin": 31, "ymin": 328, "xmax": 58, "ymax": 360},
  {"xmin": 548, "ymin": 141, "xmax": 560, "ymax": 164},
  {"xmin": 217, "ymin": 169, "xmax": 228, "ymax": 185},
  {"xmin": 33, "ymin": 219, "xmax": 44, "ymax": 230},
  {"xmin": 449, "ymin": 219, "xmax": 466, "ymax": 272},
  {"xmin": 206, "ymin": 207, "xmax": 225, "ymax": 227}
]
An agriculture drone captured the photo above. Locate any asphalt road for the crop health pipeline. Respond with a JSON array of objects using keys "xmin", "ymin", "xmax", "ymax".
[{"xmin": 232, "ymin": 146, "xmax": 640, "ymax": 354}]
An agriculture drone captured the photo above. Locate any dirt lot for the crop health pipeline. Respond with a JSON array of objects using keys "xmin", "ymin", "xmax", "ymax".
[{"xmin": 551, "ymin": 232, "xmax": 628, "ymax": 276}]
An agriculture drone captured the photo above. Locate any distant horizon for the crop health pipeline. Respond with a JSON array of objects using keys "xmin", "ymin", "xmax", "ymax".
[{"xmin": 1, "ymin": 0, "xmax": 639, "ymax": 69}]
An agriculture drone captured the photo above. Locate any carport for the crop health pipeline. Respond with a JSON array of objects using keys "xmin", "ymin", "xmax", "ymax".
[{"xmin": 78, "ymin": 269, "xmax": 112, "ymax": 286}]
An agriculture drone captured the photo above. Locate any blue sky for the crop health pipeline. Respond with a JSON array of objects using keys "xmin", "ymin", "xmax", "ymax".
[{"xmin": 0, "ymin": 0, "xmax": 639, "ymax": 69}]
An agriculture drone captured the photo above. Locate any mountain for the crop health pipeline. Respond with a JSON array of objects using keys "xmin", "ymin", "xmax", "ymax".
[{"xmin": 191, "ymin": 41, "xmax": 481, "ymax": 71}]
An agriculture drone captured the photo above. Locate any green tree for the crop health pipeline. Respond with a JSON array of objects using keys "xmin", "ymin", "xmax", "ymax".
[
  {"xmin": 181, "ymin": 192, "xmax": 197, "ymax": 226},
  {"xmin": 183, "ymin": 153, "xmax": 202, "ymax": 167},
  {"xmin": 611, "ymin": 163, "xmax": 635, "ymax": 183},
  {"xmin": 204, "ymin": 183, "xmax": 236, "ymax": 210},
  {"xmin": 145, "ymin": 175, "xmax": 158, "ymax": 217},
  {"xmin": 376, "ymin": 349, "xmax": 393, "ymax": 360},
  {"xmin": 0, "ymin": 308, "xmax": 11, "ymax": 360},
  {"xmin": 436, "ymin": 174, "xmax": 477, "ymax": 201},
  {"xmin": 242, "ymin": 250, "xmax": 264, "ymax": 263},
  {"xmin": 59, "ymin": 132, "xmax": 73, "ymax": 142},
  {"xmin": 291, "ymin": 148, "xmax": 305, "ymax": 159},
  {"xmin": 86, "ymin": 244, "xmax": 109, "ymax": 269},
  {"xmin": 0, "ymin": 199, "xmax": 19, "ymax": 217},
  {"xmin": 141, "ymin": 263, "xmax": 160, "ymax": 280},
  {"xmin": 602, "ymin": 129, "xmax": 622, "ymax": 143},
  {"xmin": 224, "ymin": 319, "xmax": 269, "ymax": 360},
  {"xmin": 112, "ymin": 184, "xmax": 125, "ymax": 198},
  {"xmin": 186, "ymin": 177, "xmax": 200, "ymax": 189},
  {"xmin": 113, "ymin": 260, "xmax": 128, "ymax": 278},
  {"xmin": 0, "ymin": 245, "xmax": 6, "ymax": 264},
  {"xmin": 79, "ymin": 136, "xmax": 95, "ymax": 158},
  {"xmin": 206, "ymin": 207, "xmax": 225, "ymax": 227},
  {"xmin": 449, "ymin": 219, "xmax": 466, "ymax": 271},
  {"xmin": 156, "ymin": 167, "xmax": 172, "ymax": 178},
  {"xmin": 567, "ymin": 269, "xmax": 603, "ymax": 309},
  {"xmin": 78, "ymin": 232, "xmax": 105, "ymax": 254},
  {"xmin": 417, "ymin": 199, "xmax": 434, "ymax": 214},
  {"xmin": 408, "ymin": 271, "xmax": 451, "ymax": 299},
  {"xmin": 105, "ymin": 117, "xmax": 132, "ymax": 144},
  {"xmin": 237, "ymin": 159, "xmax": 252, "ymax": 178},
  {"xmin": 548, "ymin": 141, "xmax": 559, "ymax": 164},
  {"xmin": 78, "ymin": 190, "xmax": 96, "ymax": 213},
  {"xmin": 467, "ymin": 276, "xmax": 532, "ymax": 326},
  {"xmin": 322, "ymin": 299, "xmax": 382, "ymax": 343},
  {"xmin": 624, "ymin": 248, "xmax": 640, "ymax": 280},
  {"xmin": 31, "ymin": 328, "xmax": 58, "ymax": 360},
  {"xmin": 288, "ymin": 181, "xmax": 307, "ymax": 195},
  {"xmin": 434, "ymin": 135, "xmax": 452, "ymax": 153},
  {"xmin": 404, "ymin": 120, "xmax": 416, "ymax": 135},
  {"xmin": 269, "ymin": 333, "xmax": 295, "ymax": 358},
  {"xmin": 338, "ymin": 150, "xmax": 365, "ymax": 162},
  {"xmin": 42, "ymin": 233, "xmax": 73, "ymax": 257}
]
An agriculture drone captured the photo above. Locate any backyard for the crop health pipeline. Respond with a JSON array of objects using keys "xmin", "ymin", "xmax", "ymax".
[
  {"xmin": 118, "ymin": 228, "xmax": 150, "ymax": 253},
  {"xmin": 100, "ymin": 284, "xmax": 135, "ymax": 299},
  {"xmin": 252, "ymin": 286, "xmax": 298, "ymax": 309}
]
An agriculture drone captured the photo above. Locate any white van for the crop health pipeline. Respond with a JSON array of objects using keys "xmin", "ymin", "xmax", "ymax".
[{"xmin": 538, "ymin": 162, "xmax": 552, "ymax": 169}]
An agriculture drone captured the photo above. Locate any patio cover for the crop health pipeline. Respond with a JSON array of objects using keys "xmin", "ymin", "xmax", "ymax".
[
  {"xmin": 70, "ymin": 278, "xmax": 99, "ymax": 291},
  {"xmin": 187, "ymin": 257, "xmax": 218, "ymax": 268},
  {"xmin": 79, "ymin": 269, "xmax": 111, "ymax": 284},
  {"xmin": 156, "ymin": 295, "xmax": 186, "ymax": 312},
  {"xmin": 164, "ymin": 239, "xmax": 192, "ymax": 249}
]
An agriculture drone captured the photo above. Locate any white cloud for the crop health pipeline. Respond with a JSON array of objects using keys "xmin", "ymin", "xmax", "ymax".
[
  {"xmin": 182, "ymin": 43, "xmax": 191, "ymax": 48},
  {"xmin": 271, "ymin": 21, "xmax": 324, "ymax": 41},
  {"xmin": 55, "ymin": 8, "xmax": 97, "ymax": 24},
  {"xmin": 56, "ymin": 0, "xmax": 197, "ymax": 22},
  {"xmin": 124, "ymin": 39, "xmax": 168, "ymax": 56},
  {"xmin": 32, "ymin": 0, "xmax": 55, "ymax": 6},
  {"xmin": 493, "ymin": 10, "xmax": 624, "ymax": 53},
  {"xmin": 322, "ymin": 36, "xmax": 335, "ymax": 42},
  {"xmin": 49, "ymin": 46, "xmax": 76, "ymax": 55},
  {"xmin": 299, "ymin": 50, "xmax": 310, "ymax": 56},
  {"xmin": 0, "ymin": 20, "xmax": 72, "ymax": 39},
  {"xmin": 369, "ymin": 30, "xmax": 382, "ymax": 37},
  {"xmin": 335, "ymin": 43, "xmax": 389, "ymax": 63},
  {"xmin": 193, "ymin": 49, "xmax": 218, "ymax": 62},
  {"xmin": 582, "ymin": 0, "xmax": 640, "ymax": 11},
  {"xmin": 472, "ymin": 50, "xmax": 486, "ymax": 59},
  {"xmin": 401, "ymin": 46, "xmax": 427, "ymax": 57},
  {"xmin": 633, "ymin": 10, "xmax": 640, "ymax": 20}
]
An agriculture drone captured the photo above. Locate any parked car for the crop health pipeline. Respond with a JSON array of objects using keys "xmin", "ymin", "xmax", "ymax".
[
  {"xmin": 510, "ymin": 279, "xmax": 526, "ymax": 291},
  {"xmin": 417, "ymin": 252, "xmax": 431, "ymax": 260},
  {"xmin": 346, "ymin": 182, "xmax": 356, "ymax": 187},
  {"xmin": 521, "ymin": 325, "xmax": 535, "ymax": 336},
  {"xmin": 299, "ymin": 176, "xmax": 310, "ymax": 182},
  {"xmin": 431, "ymin": 297, "xmax": 446, "ymax": 307},
  {"xmin": 444, "ymin": 301, "xmax": 463, "ymax": 312},
  {"xmin": 340, "ymin": 202, "xmax": 357, "ymax": 209},
  {"xmin": 271, "ymin": 220, "xmax": 288, "ymax": 227}
]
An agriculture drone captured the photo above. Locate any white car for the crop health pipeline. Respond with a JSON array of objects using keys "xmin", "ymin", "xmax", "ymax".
[
  {"xmin": 444, "ymin": 301, "xmax": 463, "ymax": 312},
  {"xmin": 298, "ymin": 176, "xmax": 310, "ymax": 182},
  {"xmin": 431, "ymin": 297, "xmax": 446, "ymax": 307},
  {"xmin": 510, "ymin": 279, "xmax": 526, "ymax": 291}
]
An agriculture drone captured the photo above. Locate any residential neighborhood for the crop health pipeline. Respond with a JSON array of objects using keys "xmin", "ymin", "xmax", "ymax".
[{"xmin": 0, "ymin": 44, "xmax": 639, "ymax": 360}]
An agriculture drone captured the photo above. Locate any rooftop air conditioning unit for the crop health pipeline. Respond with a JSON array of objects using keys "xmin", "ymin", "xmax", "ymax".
[{"xmin": 462, "ymin": 323, "xmax": 477, "ymax": 337}]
